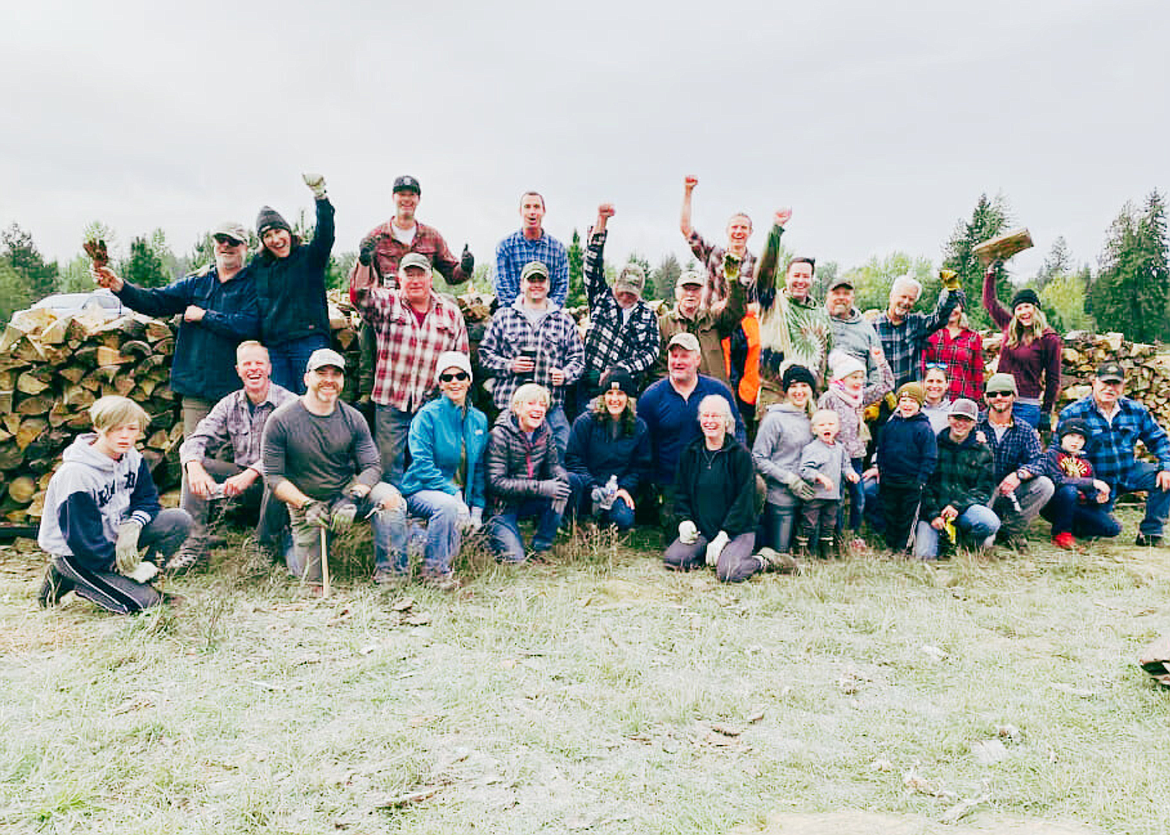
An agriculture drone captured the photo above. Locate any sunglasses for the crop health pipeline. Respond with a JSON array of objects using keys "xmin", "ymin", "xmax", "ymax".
[
  {"xmin": 987, "ymin": 391, "xmax": 1014, "ymax": 398},
  {"xmin": 214, "ymin": 235, "xmax": 243, "ymax": 246},
  {"xmin": 524, "ymin": 275, "xmax": 548, "ymax": 284},
  {"xmin": 439, "ymin": 372, "xmax": 470, "ymax": 382}
]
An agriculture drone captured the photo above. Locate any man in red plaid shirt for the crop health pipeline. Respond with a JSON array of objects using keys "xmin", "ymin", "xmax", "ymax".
[{"xmin": 351, "ymin": 252, "xmax": 469, "ymax": 485}]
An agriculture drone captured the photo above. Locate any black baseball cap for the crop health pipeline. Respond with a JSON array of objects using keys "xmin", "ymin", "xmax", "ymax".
[
  {"xmin": 393, "ymin": 175, "xmax": 421, "ymax": 194},
  {"xmin": 1095, "ymin": 362, "xmax": 1124, "ymax": 383}
]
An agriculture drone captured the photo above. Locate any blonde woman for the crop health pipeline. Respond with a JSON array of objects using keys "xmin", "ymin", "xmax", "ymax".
[{"xmin": 983, "ymin": 262, "xmax": 1061, "ymax": 431}]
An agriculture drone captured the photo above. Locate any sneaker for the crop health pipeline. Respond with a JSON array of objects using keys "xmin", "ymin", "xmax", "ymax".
[
  {"xmin": 1135, "ymin": 533, "xmax": 1164, "ymax": 547},
  {"xmin": 373, "ymin": 567, "xmax": 408, "ymax": 587},
  {"xmin": 1052, "ymin": 532, "xmax": 1076, "ymax": 550},
  {"xmin": 526, "ymin": 550, "xmax": 552, "ymax": 565},
  {"xmin": 38, "ymin": 563, "xmax": 73, "ymax": 608},
  {"xmin": 165, "ymin": 546, "xmax": 203, "ymax": 575},
  {"xmin": 421, "ymin": 570, "xmax": 460, "ymax": 591}
]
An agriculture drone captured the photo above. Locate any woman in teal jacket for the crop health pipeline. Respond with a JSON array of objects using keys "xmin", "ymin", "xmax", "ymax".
[{"xmin": 399, "ymin": 352, "xmax": 488, "ymax": 588}]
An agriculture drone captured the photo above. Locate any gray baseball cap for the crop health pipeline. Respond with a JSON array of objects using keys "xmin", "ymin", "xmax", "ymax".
[
  {"xmin": 399, "ymin": 252, "xmax": 433, "ymax": 274},
  {"xmin": 305, "ymin": 348, "xmax": 346, "ymax": 372},
  {"xmin": 950, "ymin": 398, "xmax": 979, "ymax": 421},
  {"xmin": 212, "ymin": 221, "xmax": 248, "ymax": 243}
]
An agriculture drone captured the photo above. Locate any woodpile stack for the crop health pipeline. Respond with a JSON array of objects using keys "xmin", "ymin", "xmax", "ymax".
[
  {"xmin": 983, "ymin": 330, "xmax": 1170, "ymax": 424},
  {"xmin": 0, "ymin": 307, "xmax": 182, "ymax": 525}
]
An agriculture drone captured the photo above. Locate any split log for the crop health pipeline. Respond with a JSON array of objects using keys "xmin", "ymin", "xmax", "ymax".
[{"xmin": 8, "ymin": 477, "xmax": 36, "ymax": 505}]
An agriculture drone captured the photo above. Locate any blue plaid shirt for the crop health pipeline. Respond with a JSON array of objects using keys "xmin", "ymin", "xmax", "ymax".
[
  {"xmin": 494, "ymin": 230, "xmax": 569, "ymax": 308},
  {"xmin": 1058, "ymin": 395, "xmax": 1170, "ymax": 488},
  {"xmin": 476, "ymin": 301, "xmax": 585, "ymax": 410},
  {"xmin": 874, "ymin": 289, "xmax": 964, "ymax": 388},
  {"xmin": 976, "ymin": 415, "xmax": 1045, "ymax": 483}
]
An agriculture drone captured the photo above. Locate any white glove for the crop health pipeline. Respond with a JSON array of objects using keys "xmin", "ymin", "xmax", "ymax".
[
  {"xmin": 302, "ymin": 172, "xmax": 327, "ymax": 199},
  {"xmin": 456, "ymin": 500, "xmax": 471, "ymax": 531},
  {"xmin": 705, "ymin": 531, "xmax": 730, "ymax": 567},
  {"xmin": 128, "ymin": 561, "xmax": 158, "ymax": 584},
  {"xmin": 469, "ymin": 506, "xmax": 483, "ymax": 531},
  {"xmin": 678, "ymin": 520, "xmax": 698, "ymax": 545}
]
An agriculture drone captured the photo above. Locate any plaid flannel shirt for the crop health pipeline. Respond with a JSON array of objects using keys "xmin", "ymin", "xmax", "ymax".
[
  {"xmin": 687, "ymin": 229, "xmax": 757, "ymax": 306},
  {"xmin": 975, "ymin": 415, "xmax": 1045, "ymax": 483},
  {"xmin": 179, "ymin": 383, "xmax": 297, "ymax": 473},
  {"xmin": 922, "ymin": 327, "xmax": 984, "ymax": 401},
  {"xmin": 357, "ymin": 221, "xmax": 469, "ymax": 291},
  {"xmin": 477, "ymin": 301, "xmax": 585, "ymax": 410},
  {"xmin": 874, "ymin": 288, "xmax": 964, "ymax": 387},
  {"xmin": 494, "ymin": 230, "xmax": 569, "ymax": 307},
  {"xmin": 1058, "ymin": 395, "xmax": 1170, "ymax": 488},
  {"xmin": 581, "ymin": 231, "xmax": 660, "ymax": 377},
  {"xmin": 352, "ymin": 282, "xmax": 469, "ymax": 412}
]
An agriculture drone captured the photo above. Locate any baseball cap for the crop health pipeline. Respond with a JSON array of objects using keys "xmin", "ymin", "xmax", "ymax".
[
  {"xmin": 614, "ymin": 264, "xmax": 645, "ymax": 297},
  {"xmin": 950, "ymin": 398, "xmax": 979, "ymax": 421},
  {"xmin": 828, "ymin": 275, "xmax": 854, "ymax": 291},
  {"xmin": 392, "ymin": 175, "xmax": 421, "ymax": 194},
  {"xmin": 677, "ymin": 270, "xmax": 704, "ymax": 288},
  {"xmin": 520, "ymin": 261, "xmax": 550, "ymax": 282},
  {"xmin": 399, "ymin": 252, "xmax": 433, "ymax": 274},
  {"xmin": 985, "ymin": 373, "xmax": 1018, "ymax": 395},
  {"xmin": 306, "ymin": 348, "xmax": 346, "ymax": 372},
  {"xmin": 667, "ymin": 332, "xmax": 701, "ymax": 353},
  {"xmin": 1095, "ymin": 362, "xmax": 1124, "ymax": 383},
  {"xmin": 212, "ymin": 221, "xmax": 248, "ymax": 243}
]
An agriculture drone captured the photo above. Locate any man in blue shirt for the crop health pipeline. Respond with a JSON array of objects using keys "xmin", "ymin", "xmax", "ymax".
[
  {"xmin": 494, "ymin": 192, "xmax": 569, "ymax": 307},
  {"xmin": 1058, "ymin": 362, "xmax": 1170, "ymax": 546},
  {"xmin": 639, "ymin": 333, "xmax": 747, "ymax": 535}
]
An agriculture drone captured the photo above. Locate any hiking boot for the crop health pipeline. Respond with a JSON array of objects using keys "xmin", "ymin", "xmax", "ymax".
[
  {"xmin": 1135, "ymin": 533, "xmax": 1165, "ymax": 547},
  {"xmin": 421, "ymin": 570, "xmax": 460, "ymax": 591},
  {"xmin": 818, "ymin": 536, "xmax": 836, "ymax": 559},
  {"xmin": 373, "ymin": 567, "xmax": 409, "ymax": 587},
  {"xmin": 38, "ymin": 562, "xmax": 73, "ymax": 608},
  {"xmin": 165, "ymin": 545, "xmax": 204, "ymax": 575},
  {"xmin": 1052, "ymin": 532, "xmax": 1076, "ymax": 551},
  {"xmin": 793, "ymin": 535, "xmax": 810, "ymax": 558},
  {"xmin": 755, "ymin": 547, "xmax": 798, "ymax": 574},
  {"xmin": 526, "ymin": 550, "xmax": 552, "ymax": 565}
]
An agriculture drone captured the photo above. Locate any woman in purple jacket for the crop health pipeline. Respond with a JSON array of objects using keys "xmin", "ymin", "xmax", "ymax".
[{"xmin": 982, "ymin": 261, "xmax": 1061, "ymax": 431}]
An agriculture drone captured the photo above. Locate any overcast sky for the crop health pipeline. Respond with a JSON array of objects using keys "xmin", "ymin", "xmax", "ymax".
[{"xmin": 2, "ymin": 0, "xmax": 1168, "ymax": 285}]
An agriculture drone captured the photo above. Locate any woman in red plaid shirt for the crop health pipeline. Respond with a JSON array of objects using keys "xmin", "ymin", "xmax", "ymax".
[{"xmin": 921, "ymin": 303, "xmax": 984, "ymax": 402}]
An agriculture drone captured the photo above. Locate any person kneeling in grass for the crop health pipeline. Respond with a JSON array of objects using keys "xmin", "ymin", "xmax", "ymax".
[
  {"xmin": 1038, "ymin": 419, "xmax": 1120, "ymax": 550},
  {"xmin": 38, "ymin": 396, "xmax": 193, "ymax": 614},
  {"xmin": 665, "ymin": 394, "xmax": 759, "ymax": 582}
]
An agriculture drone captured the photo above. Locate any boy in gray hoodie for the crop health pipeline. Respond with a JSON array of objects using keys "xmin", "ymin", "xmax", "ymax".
[{"xmin": 797, "ymin": 409, "xmax": 859, "ymax": 556}]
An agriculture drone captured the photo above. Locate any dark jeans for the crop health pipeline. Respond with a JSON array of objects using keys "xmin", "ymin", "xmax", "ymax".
[
  {"xmin": 489, "ymin": 498, "xmax": 563, "ymax": 562},
  {"xmin": 566, "ymin": 473, "xmax": 636, "ymax": 530},
  {"xmin": 1106, "ymin": 461, "xmax": 1170, "ymax": 537},
  {"xmin": 880, "ymin": 482, "xmax": 922, "ymax": 551},
  {"xmin": 268, "ymin": 333, "xmax": 329, "ymax": 395},
  {"xmin": 180, "ymin": 459, "xmax": 288, "ymax": 553},
  {"xmin": 799, "ymin": 498, "xmax": 840, "ymax": 547},
  {"xmin": 1041, "ymin": 484, "xmax": 1122, "ymax": 539}
]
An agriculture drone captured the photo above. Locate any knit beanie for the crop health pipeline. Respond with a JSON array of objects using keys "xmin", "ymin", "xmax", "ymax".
[
  {"xmin": 896, "ymin": 382, "xmax": 925, "ymax": 405},
  {"xmin": 829, "ymin": 350, "xmax": 865, "ymax": 381},
  {"xmin": 1010, "ymin": 288, "xmax": 1041, "ymax": 311},
  {"xmin": 256, "ymin": 205, "xmax": 291, "ymax": 238},
  {"xmin": 1058, "ymin": 418, "xmax": 1090, "ymax": 441},
  {"xmin": 600, "ymin": 368, "xmax": 638, "ymax": 398},
  {"xmin": 781, "ymin": 364, "xmax": 817, "ymax": 393}
]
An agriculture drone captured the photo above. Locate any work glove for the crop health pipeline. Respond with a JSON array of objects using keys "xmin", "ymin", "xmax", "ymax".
[
  {"xmin": 332, "ymin": 500, "xmax": 358, "ymax": 532},
  {"xmin": 114, "ymin": 521, "xmax": 143, "ymax": 575},
  {"xmin": 537, "ymin": 479, "xmax": 572, "ymax": 502},
  {"xmin": 303, "ymin": 500, "xmax": 331, "ymax": 529},
  {"xmin": 678, "ymin": 520, "xmax": 698, "ymax": 545},
  {"xmin": 128, "ymin": 561, "xmax": 158, "ymax": 584},
  {"xmin": 705, "ymin": 531, "xmax": 730, "ymax": 567},
  {"xmin": 1037, "ymin": 413, "xmax": 1051, "ymax": 433},
  {"xmin": 302, "ymin": 172, "xmax": 327, "ymax": 199},
  {"xmin": 590, "ymin": 486, "xmax": 606, "ymax": 508},
  {"xmin": 358, "ymin": 236, "xmax": 379, "ymax": 267},
  {"xmin": 469, "ymin": 506, "xmax": 484, "ymax": 532},
  {"xmin": 783, "ymin": 472, "xmax": 817, "ymax": 501},
  {"xmin": 460, "ymin": 245, "xmax": 474, "ymax": 275}
]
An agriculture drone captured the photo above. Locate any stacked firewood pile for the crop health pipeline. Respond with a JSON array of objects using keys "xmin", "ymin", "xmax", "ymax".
[{"xmin": 0, "ymin": 295, "xmax": 363, "ymax": 526}]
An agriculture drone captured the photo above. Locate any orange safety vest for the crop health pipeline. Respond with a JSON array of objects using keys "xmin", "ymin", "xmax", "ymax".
[{"xmin": 721, "ymin": 312, "xmax": 761, "ymax": 406}]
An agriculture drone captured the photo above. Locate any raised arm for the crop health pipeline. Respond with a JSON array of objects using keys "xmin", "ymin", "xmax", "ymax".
[
  {"xmin": 754, "ymin": 210, "xmax": 791, "ymax": 301},
  {"xmin": 982, "ymin": 263, "xmax": 1011, "ymax": 331},
  {"xmin": 679, "ymin": 176, "xmax": 697, "ymax": 239},
  {"xmin": 303, "ymin": 174, "xmax": 335, "ymax": 269}
]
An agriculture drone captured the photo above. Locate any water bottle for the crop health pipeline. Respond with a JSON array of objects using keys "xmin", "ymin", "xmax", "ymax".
[{"xmin": 601, "ymin": 475, "xmax": 618, "ymax": 511}]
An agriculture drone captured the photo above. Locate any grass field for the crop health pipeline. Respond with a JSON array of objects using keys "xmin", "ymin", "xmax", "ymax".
[{"xmin": 1, "ymin": 512, "xmax": 1168, "ymax": 835}]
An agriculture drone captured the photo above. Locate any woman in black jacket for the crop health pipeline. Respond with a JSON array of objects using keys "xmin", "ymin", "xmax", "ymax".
[
  {"xmin": 252, "ymin": 173, "xmax": 335, "ymax": 393},
  {"xmin": 564, "ymin": 369, "xmax": 651, "ymax": 530},
  {"xmin": 664, "ymin": 393, "xmax": 760, "ymax": 582}
]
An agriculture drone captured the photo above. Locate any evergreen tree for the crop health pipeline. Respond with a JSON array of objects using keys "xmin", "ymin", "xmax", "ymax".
[
  {"xmin": 1, "ymin": 223, "xmax": 58, "ymax": 300},
  {"xmin": 940, "ymin": 194, "xmax": 1012, "ymax": 329},
  {"xmin": 1089, "ymin": 191, "xmax": 1169, "ymax": 342},
  {"xmin": 0, "ymin": 261, "xmax": 33, "ymax": 325},
  {"xmin": 1035, "ymin": 236, "xmax": 1072, "ymax": 290},
  {"xmin": 122, "ymin": 236, "xmax": 171, "ymax": 288},
  {"xmin": 566, "ymin": 229, "xmax": 585, "ymax": 308},
  {"xmin": 650, "ymin": 253, "xmax": 682, "ymax": 303}
]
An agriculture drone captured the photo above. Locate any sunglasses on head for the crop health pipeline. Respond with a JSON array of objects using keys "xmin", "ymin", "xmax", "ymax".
[
  {"xmin": 214, "ymin": 235, "xmax": 243, "ymax": 246},
  {"xmin": 439, "ymin": 371, "xmax": 470, "ymax": 382},
  {"xmin": 925, "ymin": 362, "xmax": 947, "ymax": 371}
]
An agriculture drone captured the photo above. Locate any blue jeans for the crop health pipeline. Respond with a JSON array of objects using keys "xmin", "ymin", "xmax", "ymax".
[
  {"xmin": 914, "ymin": 503, "xmax": 1000, "ymax": 558},
  {"xmin": 268, "ymin": 333, "xmax": 329, "ymax": 395},
  {"xmin": 1013, "ymin": 402, "xmax": 1041, "ymax": 429},
  {"xmin": 374, "ymin": 405, "xmax": 414, "ymax": 487},
  {"xmin": 546, "ymin": 405, "xmax": 571, "ymax": 459},
  {"xmin": 1041, "ymin": 484, "xmax": 1122, "ymax": 539},
  {"xmin": 566, "ymin": 473, "xmax": 636, "ymax": 530},
  {"xmin": 863, "ymin": 476, "xmax": 884, "ymax": 534},
  {"xmin": 489, "ymin": 498, "xmax": 562, "ymax": 563},
  {"xmin": 1105, "ymin": 461, "xmax": 1170, "ymax": 537},
  {"xmin": 837, "ymin": 456, "xmax": 865, "ymax": 532},
  {"xmin": 406, "ymin": 490, "xmax": 465, "ymax": 573}
]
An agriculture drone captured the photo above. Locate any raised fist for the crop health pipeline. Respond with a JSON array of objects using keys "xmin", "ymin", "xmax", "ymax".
[
  {"xmin": 684, "ymin": 175, "xmax": 698, "ymax": 189},
  {"xmin": 774, "ymin": 208, "xmax": 792, "ymax": 227},
  {"xmin": 598, "ymin": 203, "xmax": 615, "ymax": 218}
]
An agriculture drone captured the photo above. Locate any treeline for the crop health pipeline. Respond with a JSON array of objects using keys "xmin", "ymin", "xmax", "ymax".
[{"xmin": 4, "ymin": 192, "xmax": 1168, "ymax": 342}]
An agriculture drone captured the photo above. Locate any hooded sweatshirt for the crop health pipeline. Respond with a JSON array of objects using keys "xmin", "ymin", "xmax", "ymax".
[
  {"xmin": 38, "ymin": 434, "xmax": 161, "ymax": 571},
  {"xmin": 876, "ymin": 410, "xmax": 937, "ymax": 488},
  {"xmin": 751, "ymin": 402, "xmax": 813, "ymax": 506}
]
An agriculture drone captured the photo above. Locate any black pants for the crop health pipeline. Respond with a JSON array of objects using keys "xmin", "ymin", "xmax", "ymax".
[
  {"xmin": 798, "ymin": 498, "xmax": 840, "ymax": 549},
  {"xmin": 880, "ymin": 482, "xmax": 922, "ymax": 552}
]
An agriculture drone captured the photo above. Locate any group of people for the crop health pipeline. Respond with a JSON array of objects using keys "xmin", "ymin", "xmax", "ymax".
[{"xmin": 33, "ymin": 174, "xmax": 1170, "ymax": 614}]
